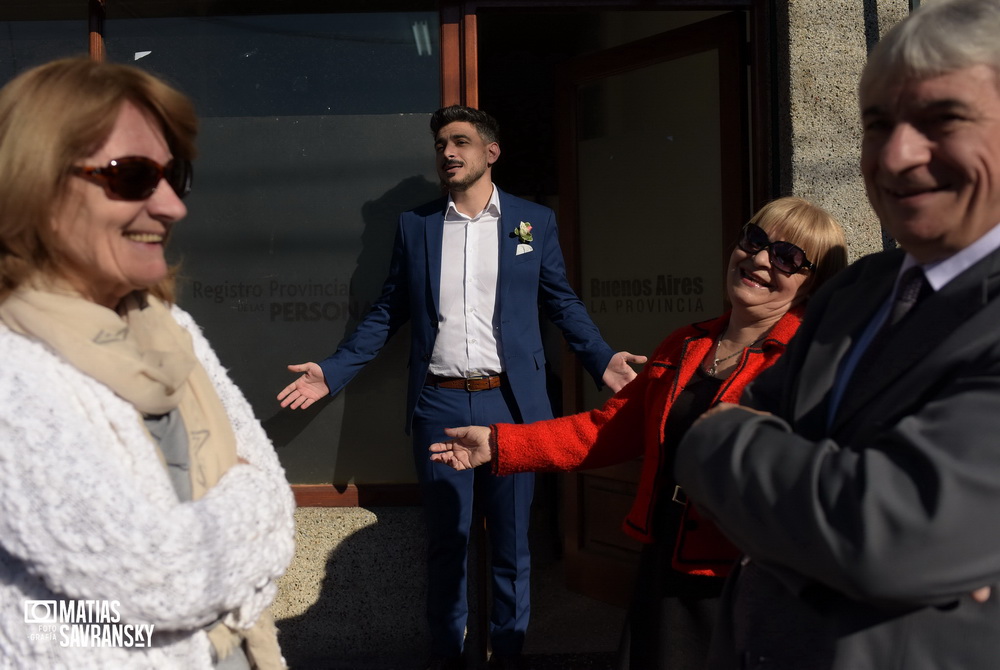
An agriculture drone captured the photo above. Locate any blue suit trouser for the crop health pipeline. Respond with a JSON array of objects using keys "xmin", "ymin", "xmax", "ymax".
[{"xmin": 411, "ymin": 383, "xmax": 535, "ymax": 657}]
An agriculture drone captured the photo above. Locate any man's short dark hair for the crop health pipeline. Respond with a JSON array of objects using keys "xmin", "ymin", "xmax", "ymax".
[{"xmin": 430, "ymin": 105, "xmax": 500, "ymax": 145}]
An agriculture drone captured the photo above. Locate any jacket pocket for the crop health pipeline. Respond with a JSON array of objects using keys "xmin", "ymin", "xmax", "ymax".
[{"xmin": 532, "ymin": 347, "xmax": 546, "ymax": 370}]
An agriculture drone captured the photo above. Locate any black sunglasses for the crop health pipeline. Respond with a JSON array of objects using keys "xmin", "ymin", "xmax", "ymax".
[
  {"xmin": 738, "ymin": 222, "xmax": 814, "ymax": 275},
  {"xmin": 71, "ymin": 155, "xmax": 192, "ymax": 201}
]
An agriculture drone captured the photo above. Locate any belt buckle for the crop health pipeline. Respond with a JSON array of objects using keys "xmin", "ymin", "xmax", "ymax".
[
  {"xmin": 465, "ymin": 376, "xmax": 485, "ymax": 392},
  {"xmin": 672, "ymin": 485, "xmax": 688, "ymax": 505}
]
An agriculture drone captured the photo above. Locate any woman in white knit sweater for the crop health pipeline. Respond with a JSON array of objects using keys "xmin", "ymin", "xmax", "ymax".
[{"xmin": 0, "ymin": 58, "xmax": 295, "ymax": 669}]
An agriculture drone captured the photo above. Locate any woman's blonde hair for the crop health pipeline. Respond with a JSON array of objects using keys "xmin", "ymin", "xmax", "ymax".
[
  {"xmin": 749, "ymin": 196, "xmax": 849, "ymax": 296},
  {"xmin": 0, "ymin": 57, "xmax": 197, "ymax": 303}
]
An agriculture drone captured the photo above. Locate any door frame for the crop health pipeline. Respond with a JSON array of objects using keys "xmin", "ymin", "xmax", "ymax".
[
  {"xmin": 440, "ymin": 0, "xmax": 776, "ymax": 203},
  {"xmin": 557, "ymin": 10, "xmax": 751, "ymax": 412}
]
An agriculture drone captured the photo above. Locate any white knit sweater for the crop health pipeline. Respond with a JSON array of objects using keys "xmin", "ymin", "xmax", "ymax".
[{"xmin": 0, "ymin": 305, "xmax": 296, "ymax": 669}]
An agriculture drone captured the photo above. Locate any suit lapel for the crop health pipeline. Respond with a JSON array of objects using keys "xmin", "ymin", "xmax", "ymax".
[
  {"xmin": 834, "ymin": 247, "xmax": 1000, "ymax": 430},
  {"xmin": 793, "ymin": 254, "xmax": 899, "ymax": 431},
  {"xmin": 425, "ymin": 207, "xmax": 444, "ymax": 318},
  {"xmin": 497, "ymin": 189, "xmax": 517, "ymax": 305}
]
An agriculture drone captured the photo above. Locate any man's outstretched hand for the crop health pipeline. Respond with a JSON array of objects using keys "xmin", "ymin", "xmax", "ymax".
[{"xmin": 277, "ymin": 362, "xmax": 330, "ymax": 410}]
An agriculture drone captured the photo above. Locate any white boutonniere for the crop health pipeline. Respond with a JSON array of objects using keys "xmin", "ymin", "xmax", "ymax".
[
  {"xmin": 513, "ymin": 221, "xmax": 533, "ymax": 243},
  {"xmin": 513, "ymin": 221, "xmax": 534, "ymax": 255}
]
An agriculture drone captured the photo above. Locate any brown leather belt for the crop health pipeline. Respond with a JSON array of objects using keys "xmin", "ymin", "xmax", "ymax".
[{"xmin": 425, "ymin": 373, "xmax": 504, "ymax": 391}]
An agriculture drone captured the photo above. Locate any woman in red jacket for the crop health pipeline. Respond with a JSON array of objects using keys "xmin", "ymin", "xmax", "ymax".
[{"xmin": 429, "ymin": 196, "xmax": 848, "ymax": 670}]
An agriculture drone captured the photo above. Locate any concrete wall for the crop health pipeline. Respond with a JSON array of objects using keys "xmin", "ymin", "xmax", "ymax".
[{"xmin": 782, "ymin": 0, "xmax": 910, "ymax": 259}]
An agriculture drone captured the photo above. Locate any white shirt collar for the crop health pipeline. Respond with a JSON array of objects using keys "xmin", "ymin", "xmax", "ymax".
[
  {"xmin": 445, "ymin": 183, "xmax": 501, "ymax": 221},
  {"xmin": 900, "ymin": 221, "xmax": 1000, "ymax": 291}
]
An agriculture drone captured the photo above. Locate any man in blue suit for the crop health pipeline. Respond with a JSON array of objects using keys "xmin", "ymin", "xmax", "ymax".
[{"xmin": 279, "ymin": 105, "xmax": 644, "ymax": 670}]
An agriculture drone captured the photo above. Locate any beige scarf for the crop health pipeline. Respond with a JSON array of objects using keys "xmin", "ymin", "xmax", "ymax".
[{"xmin": 0, "ymin": 281, "xmax": 284, "ymax": 670}]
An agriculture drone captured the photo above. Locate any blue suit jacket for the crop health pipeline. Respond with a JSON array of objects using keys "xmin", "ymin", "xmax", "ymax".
[{"xmin": 318, "ymin": 189, "xmax": 615, "ymax": 433}]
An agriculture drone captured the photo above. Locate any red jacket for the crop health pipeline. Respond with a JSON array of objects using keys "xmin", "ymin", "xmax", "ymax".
[{"xmin": 492, "ymin": 306, "xmax": 804, "ymax": 576}]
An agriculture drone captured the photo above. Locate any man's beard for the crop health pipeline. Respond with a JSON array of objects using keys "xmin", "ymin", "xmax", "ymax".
[{"xmin": 441, "ymin": 161, "xmax": 487, "ymax": 192}]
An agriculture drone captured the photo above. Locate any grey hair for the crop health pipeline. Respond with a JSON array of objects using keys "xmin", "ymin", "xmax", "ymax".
[{"xmin": 861, "ymin": 0, "xmax": 1000, "ymax": 95}]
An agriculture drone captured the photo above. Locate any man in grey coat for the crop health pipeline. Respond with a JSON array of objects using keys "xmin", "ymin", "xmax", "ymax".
[{"xmin": 676, "ymin": 1, "xmax": 1000, "ymax": 668}]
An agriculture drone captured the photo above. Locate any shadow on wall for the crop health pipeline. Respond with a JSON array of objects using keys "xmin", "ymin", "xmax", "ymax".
[
  {"xmin": 333, "ymin": 175, "xmax": 442, "ymax": 485},
  {"xmin": 261, "ymin": 174, "xmax": 441, "ymax": 485}
]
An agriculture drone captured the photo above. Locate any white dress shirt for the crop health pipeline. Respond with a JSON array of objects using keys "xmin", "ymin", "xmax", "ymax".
[{"xmin": 428, "ymin": 185, "xmax": 504, "ymax": 378}]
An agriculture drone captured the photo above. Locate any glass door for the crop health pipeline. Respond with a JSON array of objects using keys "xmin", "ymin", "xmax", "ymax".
[{"xmin": 557, "ymin": 12, "xmax": 750, "ymax": 604}]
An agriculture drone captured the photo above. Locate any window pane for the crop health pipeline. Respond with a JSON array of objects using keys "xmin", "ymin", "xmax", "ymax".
[
  {"xmin": 105, "ymin": 14, "xmax": 439, "ymax": 115},
  {"xmin": 107, "ymin": 12, "xmax": 441, "ymax": 484},
  {"xmin": 0, "ymin": 19, "xmax": 88, "ymax": 80}
]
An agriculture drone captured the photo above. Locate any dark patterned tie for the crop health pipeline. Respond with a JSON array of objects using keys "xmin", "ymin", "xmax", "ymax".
[
  {"xmin": 887, "ymin": 266, "xmax": 931, "ymax": 328},
  {"xmin": 849, "ymin": 266, "xmax": 931, "ymax": 386}
]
